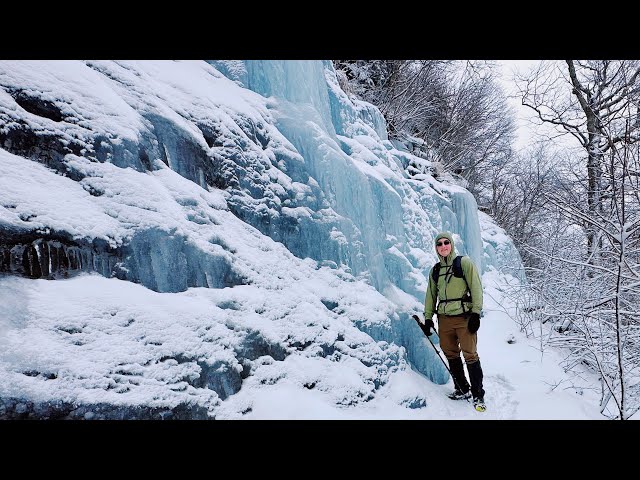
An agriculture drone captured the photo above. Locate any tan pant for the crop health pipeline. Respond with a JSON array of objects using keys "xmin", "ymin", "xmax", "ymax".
[{"xmin": 437, "ymin": 314, "xmax": 479, "ymax": 363}]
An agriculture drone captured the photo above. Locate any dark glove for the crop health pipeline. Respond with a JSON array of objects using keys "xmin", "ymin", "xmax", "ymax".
[
  {"xmin": 413, "ymin": 314, "xmax": 434, "ymax": 336},
  {"xmin": 468, "ymin": 312, "xmax": 480, "ymax": 334},
  {"xmin": 422, "ymin": 318, "xmax": 435, "ymax": 336}
]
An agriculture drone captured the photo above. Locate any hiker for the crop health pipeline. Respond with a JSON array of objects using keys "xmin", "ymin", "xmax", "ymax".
[{"xmin": 421, "ymin": 231, "xmax": 486, "ymax": 411}]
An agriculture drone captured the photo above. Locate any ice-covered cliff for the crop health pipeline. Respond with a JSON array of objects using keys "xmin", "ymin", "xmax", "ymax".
[{"xmin": 0, "ymin": 60, "xmax": 523, "ymax": 419}]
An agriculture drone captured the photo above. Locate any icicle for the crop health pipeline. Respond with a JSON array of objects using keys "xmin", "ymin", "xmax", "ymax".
[{"xmin": 47, "ymin": 242, "xmax": 52, "ymax": 276}]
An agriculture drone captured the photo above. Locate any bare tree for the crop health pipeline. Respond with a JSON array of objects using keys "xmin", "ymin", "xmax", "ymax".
[
  {"xmin": 431, "ymin": 63, "xmax": 515, "ymax": 180},
  {"xmin": 517, "ymin": 60, "xmax": 640, "ymax": 258},
  {"xmin": 333, "ymin": 60, "xmax": 452, "ymax": 137},
  {"xmin": 512, "ymin": 107, "xmax": 640, "ymax": 420},
  {"xmin": 333, "ymin": 60, "xmax": 516, "ymax": 198},
  {"xmin": 486, "ymin": 144, "xmax": 555, "ymax": 269}
]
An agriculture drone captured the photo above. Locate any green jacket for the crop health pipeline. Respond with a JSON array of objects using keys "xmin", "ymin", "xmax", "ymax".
[{"xmin": 424, "ymin": 232, "xmax": 483, "ymax": 319}]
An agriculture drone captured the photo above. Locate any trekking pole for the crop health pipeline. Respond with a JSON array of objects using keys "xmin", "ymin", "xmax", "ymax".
[{"xmin": 411, "ymin": 314, "xmax": 467, "ymax": 395}]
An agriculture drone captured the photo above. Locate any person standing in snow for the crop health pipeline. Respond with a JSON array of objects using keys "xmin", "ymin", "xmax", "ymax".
[{"xmin": 420, "ymin": 231, "xmax": 486, "ymax": 411}]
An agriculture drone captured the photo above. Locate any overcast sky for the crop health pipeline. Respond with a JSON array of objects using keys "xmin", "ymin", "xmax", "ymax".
[{"xmin": 497, "ymin": 60, "xmax": 542, "ymax": 151}]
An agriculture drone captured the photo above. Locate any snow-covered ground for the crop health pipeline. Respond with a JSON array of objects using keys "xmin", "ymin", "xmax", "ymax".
[{"xmin": 0, "ymin": 267, "xmax": 604, "ymax": 419}]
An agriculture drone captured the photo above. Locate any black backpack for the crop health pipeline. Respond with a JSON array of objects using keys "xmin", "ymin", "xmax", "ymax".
[
  {"xmin": 431, "ymin": 255, "xmax": 472, "ymax": 311},
  {"xmin": 431, "ymin": 255, "xmax": 466, "ymax": 282}
]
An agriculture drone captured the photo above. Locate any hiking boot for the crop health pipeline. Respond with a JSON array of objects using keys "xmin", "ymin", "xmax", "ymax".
[
  {"xmin": 447, "ymin": 388, "xmax": 471, "ymax": 400},
  {"xmin": 473, "ymin": 396, "xmax": 486, "ymax": 412}
]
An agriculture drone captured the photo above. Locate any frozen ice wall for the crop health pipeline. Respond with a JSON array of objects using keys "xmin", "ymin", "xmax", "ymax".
[
  {"xmin": 213, "ymin": 60, "xmax": 516, "ymax": 296},
  {"xmin": 207, "ymin": 60, "xmax": 524, "ymax": 374}
]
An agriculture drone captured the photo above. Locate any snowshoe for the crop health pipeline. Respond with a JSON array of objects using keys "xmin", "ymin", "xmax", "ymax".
[{"xmin": 447, "ymin": 388, "xmax": 471, "ymax": 401}]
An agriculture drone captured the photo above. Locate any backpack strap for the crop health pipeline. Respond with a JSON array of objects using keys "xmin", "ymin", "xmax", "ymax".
[
  {"xmin": 431, "ymin": 261, "xmax": 441, "ymax": 283},
  {"xmin": 454, "ymin": 256, "xmax": 471, "ymax": 294},
  {"xmin": 453, "ymin": 255, "xmax": 462, "ymax": 277}
]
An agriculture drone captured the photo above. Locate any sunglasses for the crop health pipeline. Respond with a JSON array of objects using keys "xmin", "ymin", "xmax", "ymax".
[{"xmin": 436, "ymin": 240, "xmax": 451, "ymax": 247}]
